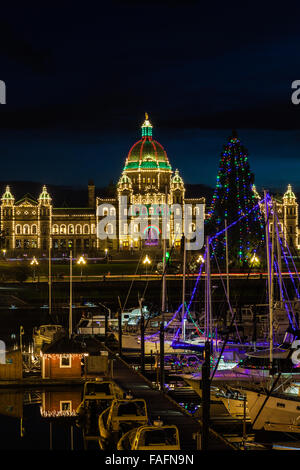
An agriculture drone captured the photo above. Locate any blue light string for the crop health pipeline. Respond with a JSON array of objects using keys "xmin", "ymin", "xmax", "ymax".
[
  {"xmin": 275, "ymin": 217, "xmax": 300, "ymax": 300},
  {"xmin": 145, "ymin": 197, "xmax": 266, "ymax": 342},
  {"xmin": 273, "ymin": 256, "xmax": 295, "ymax": 328},
  {"xmin": 275, "ymin": 214, "xmax": 300, "ymax": 287}
]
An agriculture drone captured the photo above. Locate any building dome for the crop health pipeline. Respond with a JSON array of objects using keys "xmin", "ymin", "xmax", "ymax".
[
  {"xmin": 1, "ymin": 185, "xmax": 14, "ymax": 205},
  {"xmin": 38, "ymin": 185, "xmax": 51, "ymax": 204},
  {"xmin": 283, "ymin": 184, "xmax": 296, "ymax": 202},
  {"xmin": 124, "ymin": 114, "xmax": 172, "ymax": 171},
  {"xmin": 118, "ymin": 173, "xmax": 132, "ymax": 186},
  {"xmin": 171, "ymin": 169, "xmax": 183, "ymax": 185}
]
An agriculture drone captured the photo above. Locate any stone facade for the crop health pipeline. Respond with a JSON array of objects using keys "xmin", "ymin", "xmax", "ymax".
[{"xmin": 0, "ymin": 115, "xmax": 205, "ymax": 255}]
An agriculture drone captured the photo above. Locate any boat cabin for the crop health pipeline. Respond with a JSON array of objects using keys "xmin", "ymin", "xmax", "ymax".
[
  {"xmin": 76, "ymin": 315, "xmax": 105, "ymax": 337},
  {"xmin": 118, "ymin": 423, "xmax": 180, "ymax": 450},
  {"xmin": 98, "ymin": 398, "xmax": 148, "ymax": 446},
  {"xmin": 33, "ymin": 324, "xmax": 65, "ymax": 354}
]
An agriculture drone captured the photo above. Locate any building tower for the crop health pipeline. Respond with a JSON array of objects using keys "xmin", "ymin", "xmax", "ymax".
[
  {"xmin": 38, "ymin": 186, "xmax": 52, "ymax": 251},
  {"xmin": 283, "ymin": 184, "xmax": 298, "ymax": 249},
  {"xmin": 88, "ymin": 180, "xmax": 95, "ymax": 209},
  {"xmin": 1, "ymin": 186, "xmax": 15, "ymax": 250}
]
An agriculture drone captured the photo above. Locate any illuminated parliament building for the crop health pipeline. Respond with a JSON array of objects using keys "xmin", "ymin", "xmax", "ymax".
[
  {"xmin": 0, "ymin": 115, "xmax": 298, "ymax": 256},
  {"xmin": 0, "ymin": 115, "xmax": 205, "ymax": 256}
]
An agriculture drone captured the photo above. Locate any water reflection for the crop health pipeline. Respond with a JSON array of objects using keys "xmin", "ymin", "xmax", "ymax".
[{"xmin": 0, "ymin": 387, "xmax": 98, "ymax": 450}]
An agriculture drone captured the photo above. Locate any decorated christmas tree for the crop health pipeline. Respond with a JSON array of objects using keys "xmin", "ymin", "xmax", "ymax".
[{"xmin": 206, "ymin": 131, "xmax": 265, "ymax": 266}]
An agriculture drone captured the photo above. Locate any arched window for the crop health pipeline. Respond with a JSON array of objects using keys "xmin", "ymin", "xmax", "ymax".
[
  {"xmin": 189, "ymin": 222, "xmax": 195, "ymax": 233},
  {"xmin": 68, "ymin": 224, "xmax": 74, "ymax": 234},
  {"xmin": 52, "ymin": 224, "xmax": 59, "ymax": 234},
  {"xmin": 83, "ymin": 224, "xmax": 89, "ymax": 234},
  {"xmin": 110, "ymin": 207, "xmax": 116, "ymax": 216},
  {"xmin": 23, "ymin": 224, "xmax": 30, "ymax": 235},
  {"xmin": 31, "ymin": 224, "xmax": 37, "ymax": 235},
  {"xmin": 75, "ymin": 224, "xmax": 82, "ymax": 234},
  {"xmin": 91, "ymin": 224, "xmax": 96, "ymax": 234},
  {"xmin": 15, "ymin": 224, "xmax": 22, "ymax": 235},
  {"xmin": 103, "ymin": 207, "xmax": 109, "ymax": 216},
  {"xmin": 60, "ymin": 224, "xmax": 66, "ymax": 234}
]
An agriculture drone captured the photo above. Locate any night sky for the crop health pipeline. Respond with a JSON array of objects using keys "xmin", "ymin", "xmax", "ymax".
[{"xmin": 1, "ymin": 2, "xmax": 300, "ymax": 194}]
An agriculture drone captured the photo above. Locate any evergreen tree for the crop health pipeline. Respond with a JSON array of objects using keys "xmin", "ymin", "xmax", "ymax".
[{"xmin": 206, "ymin": 131, "xmax": 265, "ymax": 266}]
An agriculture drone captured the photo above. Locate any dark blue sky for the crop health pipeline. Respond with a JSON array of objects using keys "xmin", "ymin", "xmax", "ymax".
[{"xmin": 0, "ymin": 2, "xmax": 300, "ymax": 192}]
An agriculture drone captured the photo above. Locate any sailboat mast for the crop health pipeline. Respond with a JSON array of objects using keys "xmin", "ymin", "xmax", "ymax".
[
  {"xmin": 205, "ymin": 236, "xmax": 212, "ymax": 341},
  {"xmin": 264, "ymin": 190, "xmax": 273, "ymax": 369},
  {"xmin": 270, "ymin": 201, "xmax": 275, "ymax": 368},
  {"xmin": 182, "ymin": 234, "xmax": 186, "ymax": 335},
  {"xmin": 69, "ymin": 250, "xmax": 73, "ymax": 338},
  {"xmin": 225, "ymin": 219, "xmax": 230, "ymax": 300},
  {"xmin": 275, "ymin": 204, "xmax": 283, "ymax": 302},
  {"xmin": 161, "ymin": 186, "xmax": 168, "ymax": 320},
  {"xmin": 48, "ymin": 240, "xmax": 52, "ymax": 315}
]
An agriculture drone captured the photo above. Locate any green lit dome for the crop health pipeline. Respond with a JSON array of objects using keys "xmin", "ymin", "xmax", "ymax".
[
  {"xmin": 39, "ymin": 185, "xmax": 51, "ymax": 203},
  {"xmin": 124, "ymin": 114, "xmax": 172, "ymax": 172},
  {"xmin": 2, "ymin": 185, "xmax": 14, "ymax": 203},
  {"xmin": 171, "ymin": 169, "xmax": 183, "ymax": 185},
  {"xmin": 118, "ymin": 174, "xmax": 132, "ymax": 186},
  {"xmin": 283, "ymin": 184, "xmax": 296, "ymax": 201}
]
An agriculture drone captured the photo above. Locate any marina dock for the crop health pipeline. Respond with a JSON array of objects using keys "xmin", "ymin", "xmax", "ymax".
[{"xmin": 108, "ymin": 349, "xmax": 235, "ymax": 450}]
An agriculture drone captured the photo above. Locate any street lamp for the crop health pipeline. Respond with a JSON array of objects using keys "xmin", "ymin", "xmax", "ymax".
[
  {"xmin": 2, "ymin": 249, "xmax": 6, "ymax": 258},
  {"xmin": 143, "ymin": 254, "xmax": 151, "ymax": 276},
  {"xmin": 250, "ymin": 253, "xmax": 260, "ymax": 267},
  {"xmin": 77, "ymin": 255, "xmax": 86, "ymax": 280},
  {"xmin": 30, "ymin": 256, "xmax": 39, "ymax": 281},
  {"xmin": 197, "ymin": 254, "xmax": 204, "ymax": 264}
]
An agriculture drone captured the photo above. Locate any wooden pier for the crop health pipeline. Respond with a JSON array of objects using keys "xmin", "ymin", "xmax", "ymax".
[{"xmin": 109, "ymin": 350, "xmax": 235, "ymax": 451}]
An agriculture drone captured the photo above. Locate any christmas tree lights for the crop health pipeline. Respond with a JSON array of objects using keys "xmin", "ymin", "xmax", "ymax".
[{"xmin": 207, "ymin": 131, "xmax": 265, "ymax": 265}]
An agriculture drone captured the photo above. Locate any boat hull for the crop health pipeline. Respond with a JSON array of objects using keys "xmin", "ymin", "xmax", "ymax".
[{"xmin": 246, "ymin": 389, "xmax": 300, "ymax": 432}]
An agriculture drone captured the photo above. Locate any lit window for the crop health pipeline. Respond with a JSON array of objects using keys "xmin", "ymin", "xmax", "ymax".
[
  {"xmin": 60, "ymin": 355, "xmax": 71, "ymax": 368},
  {"xmin": 60, "ymin": 401, "xmax": 72, "ymax": 412}
]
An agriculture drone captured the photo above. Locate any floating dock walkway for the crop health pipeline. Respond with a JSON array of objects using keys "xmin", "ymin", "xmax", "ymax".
[{"xmin": 109, "ymin": 350, "xmax": 235, "ymax": 451}]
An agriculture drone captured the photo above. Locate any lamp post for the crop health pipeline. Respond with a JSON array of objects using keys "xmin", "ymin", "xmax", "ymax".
[
  {"xmin": 143, "ymin": 254, "xmax": 151, "ymax": 276},
  {"xmin": 30, "ymin": 256, "xmax": 39, "ymax": 281},
  {"xmin": 2, "ymin": 249, "xmax": 6, "ymax": 259},
  {"xmin": 77, "ymin": 255, "xmax": 86, "ymax": 281},
  {"xmin": 250, "ymin": 253, "xmax": 260, "ymax": 268},
  {"xmin": 99, "ymin": 302, "xmax": 111, "ymax": 339}
]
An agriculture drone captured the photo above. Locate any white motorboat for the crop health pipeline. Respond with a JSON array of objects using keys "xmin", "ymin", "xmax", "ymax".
[{"xmin": 76, "ymin": 314, "xmax": 105, "ymax": 337}]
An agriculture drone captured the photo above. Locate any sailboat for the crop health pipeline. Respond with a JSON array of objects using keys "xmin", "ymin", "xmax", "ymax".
[
  {"xmin": 245, "ymin": 380, "xmax": 300, "ymax": 433},
  {"xmin": 119, "ymin": 235, "xmax": 195, "ymax": 355},
  {"xmin": 32, "ymin": 245, "xmax": 65, "ymax": 356}
]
